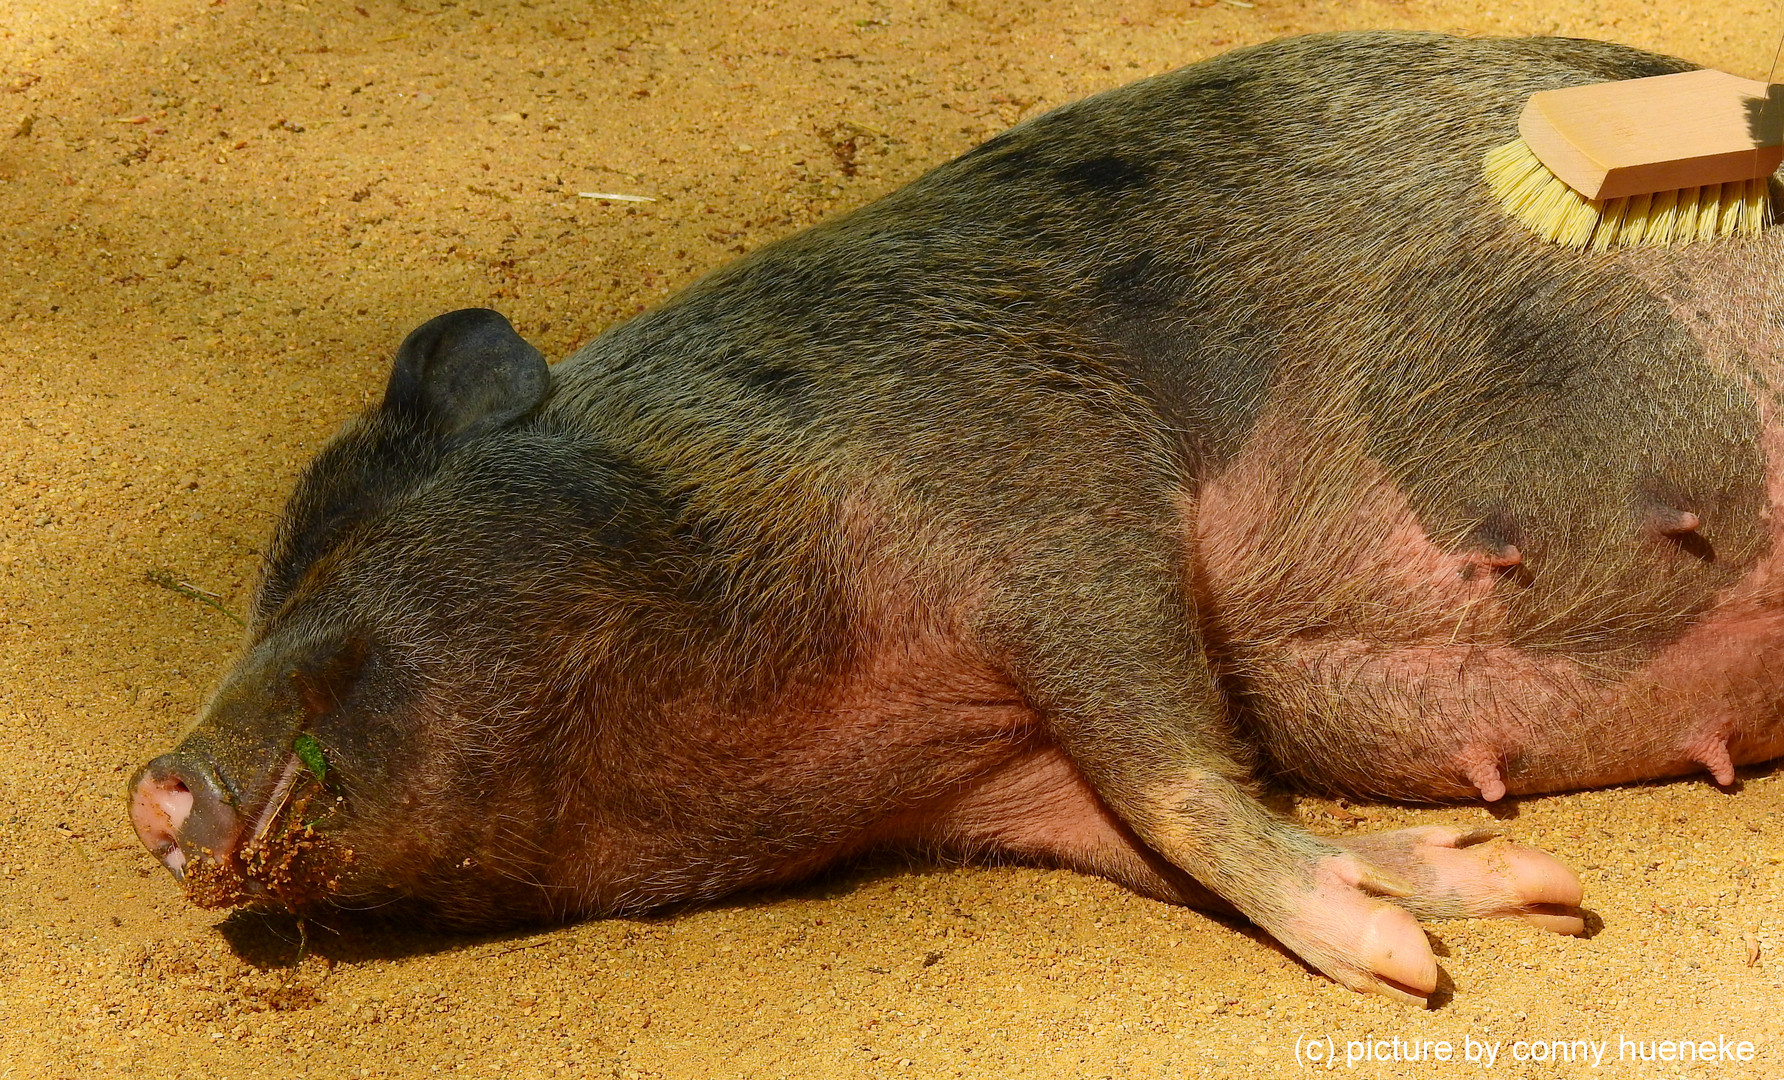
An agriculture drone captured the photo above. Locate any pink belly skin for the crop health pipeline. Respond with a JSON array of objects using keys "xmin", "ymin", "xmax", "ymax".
[{"xmin": 1188, "ymin": 237, "xmax": 1784, "ymax": 803}]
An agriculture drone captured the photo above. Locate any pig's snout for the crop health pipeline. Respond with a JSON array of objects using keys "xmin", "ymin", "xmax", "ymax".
[{"xmin": 129, "ymin": 753, "xmax": 242, "ymax": 880}]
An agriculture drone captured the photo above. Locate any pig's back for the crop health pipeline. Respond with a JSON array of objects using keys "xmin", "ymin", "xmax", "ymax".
[{"xmin": 547, "ymin": 32, "xmax": 1784, "ymax": 798}]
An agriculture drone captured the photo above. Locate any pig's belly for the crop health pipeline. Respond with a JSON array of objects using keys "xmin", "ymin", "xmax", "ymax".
[
  {"xmin": 1193, "ymin": 412, "xmax": 1784, "ymax": 801},
  {"xmin": 1232, "ymin": 617, "xmax": 1784, "ymax": 801}
]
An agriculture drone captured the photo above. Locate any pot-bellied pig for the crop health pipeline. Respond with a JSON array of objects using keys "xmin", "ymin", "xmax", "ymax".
[{"xmin": 129, "ymin": 31, "xmax": 1784, "ymax": 1002}]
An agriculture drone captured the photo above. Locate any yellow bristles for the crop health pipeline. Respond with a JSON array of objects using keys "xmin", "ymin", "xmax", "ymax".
[{"xmin": 1483, "ymin": 137, "xmax": 1773, "ymax": 249}]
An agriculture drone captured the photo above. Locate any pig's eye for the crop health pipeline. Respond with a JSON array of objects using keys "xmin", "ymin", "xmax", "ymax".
[{"xmin": 292, "ymin": 635, "xmax": 373, "ymax": 718}]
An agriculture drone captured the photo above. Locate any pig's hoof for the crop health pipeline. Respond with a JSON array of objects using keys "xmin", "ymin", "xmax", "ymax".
[
  {"xmin": 1268, "ymin": 827, "xmax": 1584, "ymax": 1003},
  {"xmin": 1337, "ymin": 826, "xmax": 1586, "ymax": 935},
  {"xmin": 1278, "ymin": 853, "xmax": 1444, "ymax": 1004}
]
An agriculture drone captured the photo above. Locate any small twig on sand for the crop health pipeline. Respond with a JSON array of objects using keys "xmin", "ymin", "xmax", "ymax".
[
  {"xmin": 144, "ymin": 568, "xmax": 246, "ymax": 627},
  {"xmin": 479, "ymin": 940, "xmax": 554, "ymax": 958}
]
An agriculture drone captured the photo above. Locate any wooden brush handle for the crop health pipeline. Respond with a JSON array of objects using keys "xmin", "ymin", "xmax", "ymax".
[{"xmin": 1519, "ymin": 68, "xmax": 1784, "ymax": 200}]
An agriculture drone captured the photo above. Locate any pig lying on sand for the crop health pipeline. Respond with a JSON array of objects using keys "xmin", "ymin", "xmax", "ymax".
[{"xmin": 130, "ymin": 31, "xmax": 1784, "ymax": 1002}]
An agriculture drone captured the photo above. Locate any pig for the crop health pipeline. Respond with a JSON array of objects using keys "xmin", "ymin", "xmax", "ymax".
[{"xmin": 129, "ymin": 30, "xmax": 1784, "ymax": 1003}]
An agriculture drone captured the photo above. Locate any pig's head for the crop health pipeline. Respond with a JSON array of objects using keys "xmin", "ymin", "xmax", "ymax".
[{"xmin": 128, "ymin": 309, "xmax": 651, "ymax": 927}]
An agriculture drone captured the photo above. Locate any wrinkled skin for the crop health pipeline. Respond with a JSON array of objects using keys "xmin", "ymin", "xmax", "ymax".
[{"xmin": 130, "ymin": 31, "xmax": 1784, "ymax": 1003}]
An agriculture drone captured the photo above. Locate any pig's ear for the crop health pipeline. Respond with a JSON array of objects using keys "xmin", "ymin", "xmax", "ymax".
[{"xmin": 382, "ymin": 308, "xmax": 549, "ymax": 438}]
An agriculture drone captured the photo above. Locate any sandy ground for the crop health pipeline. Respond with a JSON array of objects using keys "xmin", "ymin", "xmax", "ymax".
[{"xmin": 4, "ymin": 0, "xmax": 1784, "ymax": 1076}]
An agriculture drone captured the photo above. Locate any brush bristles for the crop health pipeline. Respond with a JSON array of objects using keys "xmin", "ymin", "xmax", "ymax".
[{"xmin": 1483, "ymin": 138, "xmax": 1773, "ymax": 249}]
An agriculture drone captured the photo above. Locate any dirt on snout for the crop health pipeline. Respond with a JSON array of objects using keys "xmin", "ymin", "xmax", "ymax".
[
  {"xmin": 181, "ymin": 789, "xmax": 352, "ymax": 912},
  {"xmin": 2, "ymin": 0, "xmax": 1782, "ymax": 1078}
]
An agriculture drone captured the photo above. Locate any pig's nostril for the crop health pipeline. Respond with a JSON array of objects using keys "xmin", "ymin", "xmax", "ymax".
[
  {"xmin": 130, "ymin": 771, "xmax": 195, "ymax": 876},
  {"xmin": 128, "ymin": 753, "xmax": 241, "ymax": 881},
  {"xmin": 159, "ymin": 780, "xmax": 194, "ymax": 832}
]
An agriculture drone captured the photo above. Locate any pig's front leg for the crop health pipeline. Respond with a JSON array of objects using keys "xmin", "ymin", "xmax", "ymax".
[{"xmin": 988, "ymin": 523, "xmax": 1584, "ymax": 1003}]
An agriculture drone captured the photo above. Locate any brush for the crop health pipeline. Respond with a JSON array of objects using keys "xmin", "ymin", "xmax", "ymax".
[{"xmin": 1484, "ymin": 68, "xmax": 1784, "ymax": 249}]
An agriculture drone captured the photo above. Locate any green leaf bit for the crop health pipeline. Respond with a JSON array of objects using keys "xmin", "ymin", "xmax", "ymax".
[{"xmin": 293, "ymin": 733, "xmax": 329, "ymax": 783}]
